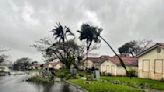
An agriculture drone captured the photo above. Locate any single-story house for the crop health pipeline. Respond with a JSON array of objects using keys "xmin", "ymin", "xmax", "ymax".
[
  {"xmin": 100, "ymin": 55, "xmax": 138, "ymax": 76},
  {"xmin": 44, "ymin": 61, "xmax": 63, "ymax": 70},
  {"xmin": 137, "ymin": 43, "xmax": 164, "ymax": 80},
  {"xmin": 83, "ymin": 56, "xmax": 110, "ymax": 70}
]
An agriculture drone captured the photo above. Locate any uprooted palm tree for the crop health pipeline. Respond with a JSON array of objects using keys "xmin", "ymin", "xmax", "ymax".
[{"xmin": 78, "ymin": 24, "xmax": 128, "ymax": 74}]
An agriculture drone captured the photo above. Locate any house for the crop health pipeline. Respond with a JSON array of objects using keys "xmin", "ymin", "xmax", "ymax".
[
  {"xmin": 49, "ymin": 61, "xmax": 63, "ymax": 70},
  {"xmin": 44, "ymin": 61, "xmax": 63, "ymax": 70},
  {"xmin": 137, "ymin": 43, "xmax": 164, "ymax": 80},
  {"xmin": 83, "ymin": 56, "xmax": 109, "ymax": 70},
  {"xmin": 100, "ymin": 55, "xmax": 138, "ymax": 76}
]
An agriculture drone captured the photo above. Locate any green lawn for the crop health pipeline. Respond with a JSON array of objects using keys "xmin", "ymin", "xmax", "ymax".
[
  {"xmin": 101, "ymin": 76, "xmax": 164, "ymax": 90},
  {"xmin": 68, "ymin": 76, "xmax": 164, "ymax": 92}
]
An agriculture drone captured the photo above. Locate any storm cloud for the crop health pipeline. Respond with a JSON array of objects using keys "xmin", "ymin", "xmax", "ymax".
[{"xmin": 0, "ymin": 0, "xmax": 164, "ymax": 62}]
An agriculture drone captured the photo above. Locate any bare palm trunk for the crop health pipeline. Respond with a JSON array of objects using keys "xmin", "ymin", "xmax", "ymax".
[{"xmin": 99, "ymin": 36, "xmax": 128, "ymax": 75}]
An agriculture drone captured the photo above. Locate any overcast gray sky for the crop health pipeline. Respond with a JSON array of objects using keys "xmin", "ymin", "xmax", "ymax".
[{"xmin": 0, "ymin": 0, "xmax": 164, "ymax": 62}]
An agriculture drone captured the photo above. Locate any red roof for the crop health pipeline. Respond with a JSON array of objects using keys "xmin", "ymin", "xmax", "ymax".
[
  {"xmin": 43, "ymin": 61, "xmax": 61, "ymax": 67},
  {"xmin": 108, "ymin": 56, "xmax": 138, "ymax": 66},
  {"xmin": 86, "ymin": 55, "xmax": 137, "ymax": 66},
  {"xmin": 32, "ymin": 64, "xmax": 41, "ymax": 67},
  {"xmin": 87, "ymin": 55, "xmax": 110, "ymax": 64},
  {"xmin": 49, "ymin": 61, "xmax": 61, "ymax": 66}
]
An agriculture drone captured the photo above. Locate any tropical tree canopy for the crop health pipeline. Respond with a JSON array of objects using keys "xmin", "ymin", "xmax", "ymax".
[
  {"xmin": 52, "ymin": 23, "xmax": 74, "ymax": 43},
  {"xmin": 78, "ymin": 24, "xmax": 102, "ymax": 51}
]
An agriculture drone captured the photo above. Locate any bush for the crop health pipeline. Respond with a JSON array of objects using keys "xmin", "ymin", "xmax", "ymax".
[
  {"xmin": 78, "ymin": 71, "xmax": 86, "ymax": 77},
  {"xmin": 55, "ymin": 69, "xmax": 77, "ymax": 80},
  {"xmin": 26, "ymin": 76, "xmax": 53, "ymax": 84},
  {"xmin": 127, "ymin": 69, "xmax": 137, "ymax": 77},
  {"xmin": 56, "ymin": 69, "xmax": 69, "ymax": 78},
  {"xmin": 160, "ymin": 78, "xmax": 164, "ymax": 82},
  {"xmin": 100, "ymin": 72, "xmax": 106, "ymax": 76}
]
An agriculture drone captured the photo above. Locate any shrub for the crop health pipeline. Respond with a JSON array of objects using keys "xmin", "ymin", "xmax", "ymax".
[
  {"xmin": 127, "ymin": 69, "xmax": 137, "ymax": 77},
  {"xmin": 55, "ymin": 69, "xmax": 78, "ymax": 80},
  {"xmin": 56, "ymin": 69, "xmax": 70, "ymax": 79},
  {"xmin": 107, "ymin": 73, "xmax": 112, "ymax": 76},
  {"xmin": 78, "ymin": 71, "xmax": 86, "ymax": 77},
  {"xmin": 26, "ymin": 76, "xmax": 53, "ymax": 84},
  {"xmin": 160, "ymin": 78, "xmax": 164, "ymax": 82},
  {"xmin": 101, "ymin": 72, "xmax": 106, "ymax": 76}
]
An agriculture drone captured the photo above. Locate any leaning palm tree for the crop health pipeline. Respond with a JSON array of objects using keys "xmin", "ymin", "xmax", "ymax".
[
  {"xmin": 78, "ymin": 24, "xmax": 128, "ymax": 74},
  {"xmin": 77, "ymin": 24, "xmax": 101, "ymax": 69}
]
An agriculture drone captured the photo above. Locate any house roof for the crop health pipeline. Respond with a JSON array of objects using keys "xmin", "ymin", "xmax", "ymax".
[
  {"xmin": 49, "ymin": 61, "xmax": 61, "ymax": 66},
  {"xmin": 136, "ymin": 43, "xmax": 164, "ymax": 57},
  {"xmin": 108, "ymin": 56, "xmax": 138, "ymax": 66},
  {"xmin": 85, "ymin": 55, "xmax": 137, "ymax": 67},
  {"xmin": 32, "ymin": 64, "xmax": 41, "ymax": 67},
  {"xmin": 43, "ymin": 61, "xmax": 62, "ymax": 67},
  {"xmin": 86, "ymin": 55, "xmax": 110, "ymax": 64}
]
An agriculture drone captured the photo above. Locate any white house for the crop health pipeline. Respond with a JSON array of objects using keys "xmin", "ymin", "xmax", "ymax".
[
  {"xmin": 100, "ymin": 56, "xmax": 138, "ymax": 76},
  {"xmin": 83, "ymin": 56, "xmax": 110, "ymax": 70},
  {"xmin": 44, "ymin": 61, "xmax": 63, "ymax": 70},
  {"xmin": 137, "ymin": 43, "xmax": 164, "ymax": 80}
]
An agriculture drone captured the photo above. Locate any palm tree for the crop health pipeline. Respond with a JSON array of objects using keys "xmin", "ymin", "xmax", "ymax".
[
  {"xmin": 77, "ymin": 24, "xmax": 101, "ymax": 69},
  {"xmin": 52, "ymin": 23, "xmax": 74, "ymax": 43},
  {"xmin": 51, "ymin": 23, "xmax": 74, "ymax": 69},
  {"xmin": 78, "ymin": 24, "xmax": 128, "ymax": 74}
]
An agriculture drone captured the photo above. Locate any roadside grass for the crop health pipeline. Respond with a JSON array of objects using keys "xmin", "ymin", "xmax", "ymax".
[
  {"xmin": 68, "ymin": 76, "xmax": 164, "ymax": 92},
  {"xmin": 101, "ymin": 76, "xmax": 164, "ymax": 90},
  {"xmin": 68, "ymin": 79, "xmax": 143, "ymax": 92}
]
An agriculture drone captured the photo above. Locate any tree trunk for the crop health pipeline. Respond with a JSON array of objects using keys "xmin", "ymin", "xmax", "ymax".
[{"xmin": 99, "ymin": 36, "xmax": 128, "ymax": 75}]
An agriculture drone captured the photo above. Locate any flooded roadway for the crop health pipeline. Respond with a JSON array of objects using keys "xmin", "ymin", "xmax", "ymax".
[{"xmin": 0, "ymin": 75, "xmax": 84, "ymax": 92}]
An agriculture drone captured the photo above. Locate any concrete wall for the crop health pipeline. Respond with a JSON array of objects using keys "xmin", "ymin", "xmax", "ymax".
[{"xmin": 138, "ymin": 47, "xmax": 164, "ymax": 80}]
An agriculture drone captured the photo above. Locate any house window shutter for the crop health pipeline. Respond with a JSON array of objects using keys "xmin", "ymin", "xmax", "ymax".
[{"xmin": 155, "ymin": 60, "xmax": 163, "ymax": 73}]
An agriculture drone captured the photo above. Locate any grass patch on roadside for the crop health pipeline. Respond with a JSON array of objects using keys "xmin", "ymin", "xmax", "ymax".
[
  {"xmin": 101, "ymin": 76, "xmax": 164, "ymax": 90},
  {"xmin": 68, "ymin": 79, "xmax": 143, "ymax": 92}
]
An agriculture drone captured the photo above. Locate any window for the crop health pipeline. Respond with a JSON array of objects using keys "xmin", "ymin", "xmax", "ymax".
[
  {"xmin": 155, "ymin": 60, "xmax": 163, "ymax": 73},
  {"xmin": 143, "ymin": 60, "xmax": 149, "ymax": 72}
]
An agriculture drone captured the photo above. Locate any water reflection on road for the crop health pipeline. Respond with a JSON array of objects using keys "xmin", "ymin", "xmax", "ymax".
[{"xmin": 0, "ymin": 75, "xmax": 83, "ymax": 92}]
